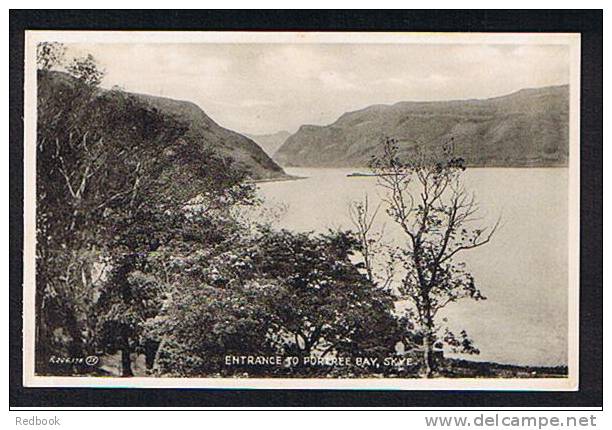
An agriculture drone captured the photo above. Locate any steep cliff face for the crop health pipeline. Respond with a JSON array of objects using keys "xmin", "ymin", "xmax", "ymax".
[{"xmin": 275, "ymin": 85, "xmax": 569, "ymax": 168}]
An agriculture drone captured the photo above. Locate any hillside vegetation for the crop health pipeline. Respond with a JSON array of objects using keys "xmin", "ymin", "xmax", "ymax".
[
  {"xmin": 44, "ymin": 71, "xmax": 286, "ymax": 180},
  {"xmin": 275, "ymin": 85, "xmax": 569, "ymax": 168},
  {"xmin": 138, "ymin": 93, "xmax": 286, "ymax": 180}
]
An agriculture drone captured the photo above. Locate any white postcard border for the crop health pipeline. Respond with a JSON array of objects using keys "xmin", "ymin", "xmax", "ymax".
[{"xmin": 22, "ymin": 30, "xmax": 581, "ymax": 391}]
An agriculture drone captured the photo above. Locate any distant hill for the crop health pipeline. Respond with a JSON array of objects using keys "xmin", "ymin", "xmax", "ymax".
[
  {"xmin": 244, "ymin": 131, "xmax": 291, "ymax": 158},
  {"xmin": 43, "ymin": 71, "xmax": 287, "ymax": 181},
  {"xmin": 275, "ymin": 85, "xmax": 569, "ymax": 168}
]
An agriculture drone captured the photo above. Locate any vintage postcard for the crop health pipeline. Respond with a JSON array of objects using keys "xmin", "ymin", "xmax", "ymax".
[{"xmin": 22, "ymin": 31, "xmax": 580, "ymax": 390}]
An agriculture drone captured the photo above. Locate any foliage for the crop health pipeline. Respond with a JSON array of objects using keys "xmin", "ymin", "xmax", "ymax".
[
  {"xmin": 66, "ymin": 54, "xmax": 105, "ymax": 87},
  {"xmin": 150, "ymin": 228, "xmax": 403, "ymax": 377},
  {"xmin": 253, "ymin": 229, "xmax": 401, "ymax": 362},
  {"xmin": 95, "ymin": 262, "xmax": 165, "ymax": 376},
  {"xmin": 37, "ymin": 42, "xmax": 65, "ymax": 71},
  {"xmin": 35, "ymin": 46, "xmax": 256, "ymax": 375},
  {"xmin": 146, "ymin": 280, "xmax": 275, "ymax": 377}
]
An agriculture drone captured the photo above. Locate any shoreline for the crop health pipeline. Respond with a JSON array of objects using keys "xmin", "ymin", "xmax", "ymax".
[
  {"xmin": 278, "ymin": 164, "xmax": 570, "ymax": 170},
  {"xmin": 251, "ymin": 164, "xmax": 569, "ymax": 184},
  {"xmin": 247, "ymin": 174, "xmax": 305, "ymax": 185}
]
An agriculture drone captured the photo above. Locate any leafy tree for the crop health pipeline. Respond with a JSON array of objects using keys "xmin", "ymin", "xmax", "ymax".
[
  {"xmin": 151, "ymin": 227, "xmax": 402, "ymax": 377},
  {"xmin": 66, "ymin": 54, "xmax": 104, "ymax": 87},
  {"xmin": 146, "ymin": 279, "xmax": 276, "ymax": 376},
  {"xmin": 249, "ymin": 229, "xmax": 401, "ymax": 365},
  {"xmin": 36, "ymin": 48, "xmax": 196, "ymax": 372},
  {"xmin": 36, "ymin": 42, "xmax": 65, "ymax": 71},
  {"xmin": 369, "ymin": 137, "xmax": 499, "ymax": 377},
  {"xmin": 36, "ymin": 51, "xmax": 109, "ymax": 373},
  {"xmin": 94, "ymin": 148, "xmax": 257, "ymax": 376},
  {"xmin": 95, "ymin": 261, "xmax": 164, "ymax": 376}
]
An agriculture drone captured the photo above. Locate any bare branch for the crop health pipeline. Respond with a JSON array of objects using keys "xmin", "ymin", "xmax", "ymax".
[{"xmin": 439, "ymin": 215, "xmax": 501, "ymax": 264}]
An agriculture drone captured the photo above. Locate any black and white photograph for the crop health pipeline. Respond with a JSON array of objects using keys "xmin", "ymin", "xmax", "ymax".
[{"xmin": 21, "ymin": 30, "xmax": 581, "ymax": 390}]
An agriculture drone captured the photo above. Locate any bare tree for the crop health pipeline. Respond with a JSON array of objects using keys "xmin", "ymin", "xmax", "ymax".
[
  {"xmin": 348, "ymin": 196, "xmax": 398, "ymax": 291},
  {"xmin": 370, "ymin": 137, "xmax": 500, "ymax": 377},
  {"xmin": 349, "ymin": 196, "xmax": 380, "ymax": 283}
]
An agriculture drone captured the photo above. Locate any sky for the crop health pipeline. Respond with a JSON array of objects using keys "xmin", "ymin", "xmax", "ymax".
[{"xmin": 66, "ymin": 43, "xmax": 570, "ymax": 135}]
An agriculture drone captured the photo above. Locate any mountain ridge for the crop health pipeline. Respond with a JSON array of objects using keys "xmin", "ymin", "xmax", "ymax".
[{"xmin": 274, "ymin": 85, "xmax": 569, "ymax": 168}]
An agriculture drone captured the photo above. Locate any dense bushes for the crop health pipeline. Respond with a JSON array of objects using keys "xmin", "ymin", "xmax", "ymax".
[{"xmin": 147, "ymin": 229, "xmax": 403, "ymax": 377}]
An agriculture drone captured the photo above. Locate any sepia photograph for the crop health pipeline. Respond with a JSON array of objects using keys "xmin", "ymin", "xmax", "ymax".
[{"xmin": 21, "ymin": 30, "xmax": 581, "ymax": 390}]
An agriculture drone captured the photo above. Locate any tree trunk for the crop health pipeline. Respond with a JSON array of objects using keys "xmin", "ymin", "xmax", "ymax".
[
  {"xmin": 422, "ymin": 297, "xmax": 436, "ymax": 378},
  {"xmin": 34, "ymin": 293, "xmax": 46, "ymax": 373},
  {"xmin": 152, "ymin": 337, "xmax": 167, "ymax": 372},
  {"xmin": 121, "ymin": 347, "xmax": 133, "ymax": 377},
  {"xmin": 423, "ymin": 333, "xmax": 435, "ymax": 378},
  {"xmin": 144, "ymin": 339, "xmax": 159, "ymax": 370}
]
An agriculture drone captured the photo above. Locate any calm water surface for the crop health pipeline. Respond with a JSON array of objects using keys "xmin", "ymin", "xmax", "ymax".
[{"xmin": 256, "ymin": 167, "xmax": 569, "ymax": 367}]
